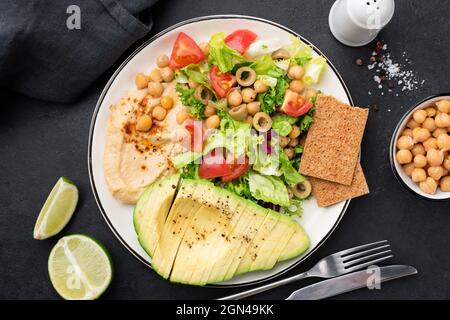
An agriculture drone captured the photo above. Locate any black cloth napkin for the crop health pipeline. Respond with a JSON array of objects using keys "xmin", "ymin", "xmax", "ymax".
[{"xmin": 0, "ymin": 0, "xmax": 158, "ymax": 103}]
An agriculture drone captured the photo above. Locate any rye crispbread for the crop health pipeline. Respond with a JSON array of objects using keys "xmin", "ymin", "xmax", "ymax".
[
  {"xmin": 310, "ymin": 163, "xmax": 369, "ymax": 208},
  {"xmin": 299, "ymin": 96, "xmax": 369, "ymax": 186}
]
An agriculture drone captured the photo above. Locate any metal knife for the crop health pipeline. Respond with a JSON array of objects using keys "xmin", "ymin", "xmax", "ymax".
[{"xmin": 286, "ymin": 265, "xmax": 418, "ymax": 300}]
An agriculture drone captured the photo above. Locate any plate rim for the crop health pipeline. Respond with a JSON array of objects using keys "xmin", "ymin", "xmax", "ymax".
[{"xmin": 87, "ymin": 14, "xmax": 354, "ymax": 288}]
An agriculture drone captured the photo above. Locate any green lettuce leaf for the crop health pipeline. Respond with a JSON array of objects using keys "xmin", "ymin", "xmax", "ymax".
[
  {"xmin": 171, "ymin": 151, "xmax": 202, "ymax": 169},
  {"xmin": 248, "ymin": 171, "xmax": 290, "ymax": 207},
  {"xmin": 303, "ymin": 57, "xmax": 327, "ymax": 85},
  {"xmin": 282, "ymin": 198, "xmax": 303, "ymax": 217},
  {"xmin": 299, "ymin": 114, "xmax": 314, "ymax": 133},
  {"xmin": 284, "ymin": 36, "xmax": 312, "ymax": 60},
  {"xmin": 272, "ymin": 114, "xmax": 298, "ymax": 136},
  {"xmin": 257, "ymin": 76, "xmax": 289, "ymax": 114},
  {"xmin": 175, "ymin": 85, "xmax": 205, "ymax": 119},
  {"xmin": 208, "ymin": 32, "xmax": 245, "ymax": 73},
  {"xmin": 225, "ymin": 173, "xmax": 253, "ymax": 200},
  {"xmin": 279, "ymin": 151, "xmax": 306, "ymax": 187},
  {"xmin": 181, "ymin": 65, "xmax": 214, "ymax": 93}
]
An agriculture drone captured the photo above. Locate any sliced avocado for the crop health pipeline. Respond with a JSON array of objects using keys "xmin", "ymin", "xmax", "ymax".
[
  {"xmin": 133, "ymin": 174, "xmax": 180, "ymax": 257},
  {"xmin": 235, "ymin": 210, "xmax": 280, "ymax": 276},
  {"xmin": 170, "ymin": 181, "xmax": 237, "ymax": 285},
  {"xmin": 219, "ymin": 200, "xmax": 269, "ymax": 282},
  {"xmin": 151, "ymin": 180, "xmax": 201, "ymax": 279},
  {"xmin": 278, "ymin": 220, "xmax": 310, "ymax": 262},
  {"xmin": 259, "ymin": 214, "xmax": 296, "ymax": 270}
]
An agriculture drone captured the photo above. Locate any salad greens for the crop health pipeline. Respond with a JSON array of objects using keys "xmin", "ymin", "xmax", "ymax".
[
  {"xmin": 272, "ymin": 114, "xmax": 298, "ymax": 136},
  {"xmin": 175, "ymin": 85, "xmax": 205, "ymax": 119},
  {"xmin": 257, "ymin": 75, "xmax": 289, "ymax": 114},
  {"xmin": 303, "ymin": 57, "xmax": 327, "ymax": 85},
  {"xmin": 248, "ymin": 171, "xmax": 290, "ymax": 207},
  {"xmin": 208, "ymin": 32, "xmax": 245, "ymax": 73}
]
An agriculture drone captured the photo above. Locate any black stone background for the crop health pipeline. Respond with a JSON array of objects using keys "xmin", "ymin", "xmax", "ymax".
[{"xmin": 0, "ymin": 0, "xmax": 449, "ymax": 299}]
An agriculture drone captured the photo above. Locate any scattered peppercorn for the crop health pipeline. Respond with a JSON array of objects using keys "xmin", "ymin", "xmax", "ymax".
[
  {"xmin": 356, "ymin": 58, "xmax": 364, "ymax": 66},
  {"xmin": 388, "ymin": 81, "xmax": 395, "ymax": 89},
  {"xmin": 371, "ymin": 104, "xmax": 379, "ymax": 112}
]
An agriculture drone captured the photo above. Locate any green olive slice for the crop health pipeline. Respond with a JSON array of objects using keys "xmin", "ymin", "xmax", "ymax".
[
  {"xmin": 194, "ymin": 86, "xmax": 212, "ymax": 105},
  {"xmin": 271, "ymin": 48, "xmax": 290, "ymax": 60},
  {"xmin": 291, "ymin": 180, "xmax": 312, "ymax": 199},
  {"xmin": 235, "ymin": 67, "xmax": 257, "ymax": 87},
  {"xmin": 252, "ymin": 112, "xmax": 272, "ymax": 132},
  {"xmin": 229, "ymin": 104, "xmax": 248, "ymax": 122}
]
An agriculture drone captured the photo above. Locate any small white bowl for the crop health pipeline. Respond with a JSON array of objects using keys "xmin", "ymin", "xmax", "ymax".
[{"xmin": 390, "ymin": 94, "xmax": 450, "ymax": 201}]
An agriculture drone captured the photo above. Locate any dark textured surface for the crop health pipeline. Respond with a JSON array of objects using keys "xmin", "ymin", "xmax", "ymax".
[{"xmin": 0, "ymin": 0, "xmax": 449, "ymax": 300}]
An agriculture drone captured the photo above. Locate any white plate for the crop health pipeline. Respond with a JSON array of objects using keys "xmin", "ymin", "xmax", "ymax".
[{"xmin": 88, "ymin": 15, "xmax": 353, "ymax": 287}]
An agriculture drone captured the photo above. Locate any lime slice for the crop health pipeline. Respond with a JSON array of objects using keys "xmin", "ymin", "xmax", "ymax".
[
  {"xmin": 48, "ymin": 234, "xmax": 113, "ymax": 300},
  {"xmin": 33, "ymin": 177, "xmax": 78, "ymax": 240}
]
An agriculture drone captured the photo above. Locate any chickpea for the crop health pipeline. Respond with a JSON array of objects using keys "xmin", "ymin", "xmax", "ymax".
[
  {"xmin": 254, "ymin": 80, "xmax": 268, "ymax": 93},
  {"xmin": 288, "ymin": 65, "xmax": 304, "ymax": 80},
  {"xmin": 413, "ymin": 109, "xmax": 427, "ymax": 124},
  {"xmin": 289, "ymin": 80, "xmax": 305, "ymax": 93},
  {"xmin": 435, "ymin": 113, "xmax": 450, "ymax": 128},
  {"xmin": 423, "ymin": 137, "xmax": 438, "ymax": 152},
  {"xmin": 136, "ymin": 115, "xmax": 152, "ymax": 132},
  {"xmin": 413, "ymin": 154, "xmax": 427, "ymax": 168},
  {"xmin": 396, "ymin": 149, "xmax": 413, "ymax": 164},
  {"xmin": 440, "ymin": 176, "xmax": 450, "ymax": 192},
  {"xmin": 436, "ymin": 100, "xmax": 450, "ymax": 114},
  {"xmin": 160, "ymin": 67, "xmax": 174, "ymax": 82},
  {"xmin": 156, "ymin": 54, "xmax": 169, "ymax": 68},
  {"xmin": 279, "ymin": 136, "xmax": 291, "ymax": 148},
  {"xmin": 420, "ymin": 177, "xmax": 438, "ymax": 194},
  {"xmin": 152, "ymin": 105, "xmax": 167, "ymax": 121},
  {"xmin": 160, "ymin": 96, "xmax": 174, "ymax": 110},
  {"xmin": 437, "ymin": 133, "xmax": 450, "ymax": 150},
  {"xmin": 428, "ymin": 166, "xmax": 444, "ymax": 181},
  {"xmin": 426, "ymin": 148, "xmax": 444, "ymax": 166},
  {"xmin": 148, "ymin": 81, "xmax": 164, "ymax": 97},
  {"xmin": 289, "ymin": 125, "xmax": 301, "ymax": 139},
  {"xmin": 149, "ymin": 68, "xmax": 162, "ymax": 82},
  {"xmin": 284, "ymin": 148, "xmax": 295, "ymax": 159},
  {"xmin": 433, "ymin": 128, "xmax": 448, "ymax": 138},
  {"xmin": 289, "ymin": 138, "xmax": 299, "ymax": 147},
  {"xmin": 245, "ymin": 116, "xmax": 254, "ymax": 125},
  {"xmin": 422, "ymin": 118, "xmax": 436, "ymax": 132},
  {"xmin": 396, "ymin": 136, "xmax": 414, "ymax": 150},
  {"xmin": 403, "ymin": 163, "xmax": 415, "ymax": 177},
  {"xmin": 407, "ymin": 119, "xmax": 420, "ymax": 129},
  {"xmin": 411, "ymin": 144, "xmax": 426, "ymax": 156},
  {"xmin": 241, "ymin": 88, "xmax": 256, "ymax": 103},
  {"xmin": 444, "ymin": 156, "xmax": 450, "ymax": 171},
  {"xmin": 425, "ymin": 107, "xmax": 437, "ymax": 117},
  {"xmin": 188, "ymin": 78, "xmax": 199, "ymax": 89},
  {"xmin": 411, "ymin": 168, "xmax": 427, "ymax": 182},
  {"xmin": 135, "ymin": 73, "xmax": 150, "ymax": 89},
  {"xmin": 401, "ymin": 128, "xmax": 413, "ymax": 137},
  {"xmin": 228, "ymin": 89, "xmax": 242, "ymax": 107},
  {"xmin": 198, "ymin": 42, "xmax": 209, "ymax": 55},
  {"xmin": 247, "ymin": 102, "xmax": 261, "ymax": 116},
  {"xmin": 204, "ymin": 105, "xmax": 216, "ymax": 117},
  {"xmin": 305, "ymin": 88, "xmax": 317, "ymax": 100},
  {"xmin": 176, "ymin": 109, "xmax": 189, "ymax": 125},
  {"xmin": 206, "ymin": 115, "xmax": 220, "ymax": 129},
  {"xmin": 412, "ymin": 127, "xmax": 430, "ymax": 143}
]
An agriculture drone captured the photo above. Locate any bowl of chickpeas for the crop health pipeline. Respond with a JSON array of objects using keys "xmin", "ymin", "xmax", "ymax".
[{"xmin": 390, "ymin": 94, "xmax": 450, "ymax": 200}]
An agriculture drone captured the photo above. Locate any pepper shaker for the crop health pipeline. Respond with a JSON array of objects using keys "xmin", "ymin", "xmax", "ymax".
[{"xmin": 329, "ymin": 0, "xmax": 395, "ymax": 47}]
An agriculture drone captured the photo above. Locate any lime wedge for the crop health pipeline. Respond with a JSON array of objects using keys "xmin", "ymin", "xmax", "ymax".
[
  {"xmin": 33, "ymin": 177, "xmax": 78, "ymax": 240},
  {"xmin": 48, "ymin": 235, "xmax": 113, "ymax": 300}
]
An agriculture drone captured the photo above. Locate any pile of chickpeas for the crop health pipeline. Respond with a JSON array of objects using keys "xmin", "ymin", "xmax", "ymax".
[
  {"xmin": 134, "ymin": 54, "xmax": 176, "ymax": 132},
  {"xmin": 396, "ymin": 99, "xmax": 450, "ymax": 194}
]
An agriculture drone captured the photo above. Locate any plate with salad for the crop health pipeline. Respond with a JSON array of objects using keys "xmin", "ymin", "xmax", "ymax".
[{"xmin": 89, "ymin": 15, "xmax": 354, "ymax": 287}]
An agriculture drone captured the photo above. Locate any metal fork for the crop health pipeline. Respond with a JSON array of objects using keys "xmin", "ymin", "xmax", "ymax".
[{"xmin": 218, "ymin": 240, "xmax": 393, "ymax": 300}]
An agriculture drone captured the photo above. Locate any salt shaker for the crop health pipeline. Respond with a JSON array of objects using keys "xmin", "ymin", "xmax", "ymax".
[{"xmin": 329, "ymin": 0, "xmax": 395, "ymax": 47}]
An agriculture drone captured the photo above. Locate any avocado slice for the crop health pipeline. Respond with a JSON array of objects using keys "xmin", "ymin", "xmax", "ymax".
[
  {"xmin": 151, "ymin": 180, "xmax": 202, "ymax": 279},
  {"xmin": 133, "ymin": 174, "xmax": 180, "ymax": 257},
  {"xmin": 219, "ymin": 201, "xmax": 269, "ymax": 282},
  {"xmin": 278, "ymin": 220, "xmax": 310, "ymax": 262},
  {"xmin": 235, "ymin": 210, "xmax": 280, "ymax": 276}
]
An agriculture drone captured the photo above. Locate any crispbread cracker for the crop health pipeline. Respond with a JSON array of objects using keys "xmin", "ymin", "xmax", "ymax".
[
  {"xmin": 299, "ymin": 96, "xmax": 369, "ymax": 185},
  {"xmin": 310, "ymin": 163, "xmax": 369, "ymax": 207}
]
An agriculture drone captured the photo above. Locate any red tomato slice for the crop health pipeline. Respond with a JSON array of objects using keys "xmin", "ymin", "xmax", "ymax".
[
  {"xmin": 199, "ymin": 152, "xmax": 232, "ymax": 179},
  {"xmin": 169, "ymin": 32, "xmax": 205, "ymax": 69},
  {"xmin": 280, "ymin": 90, "xmax": 314, "ymax": 117},
  {"xmin": 185, "ymin": 119, "xmax": 204, "ymax": 152},
  {"xmin": 221, "ymin": 157, "xmax": 249, "ymax": 182},
  {"xmin": 224, "ymin": 30, "xmax": 257, "ymax": 54},
  {"xmin": 209, "ymin": 65, "xmax": 236, "ymax": 98}
]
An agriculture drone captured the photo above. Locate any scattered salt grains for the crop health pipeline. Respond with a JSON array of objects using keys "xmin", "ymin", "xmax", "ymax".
[{"xmin": 366, "ymin": 43, "xmax": 424, "ymax": 95}]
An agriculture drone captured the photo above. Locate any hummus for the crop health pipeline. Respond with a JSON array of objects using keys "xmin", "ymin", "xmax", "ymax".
[{"xmin": 104, "ymin": 82, "xmax": 190, "ymax": 204}]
